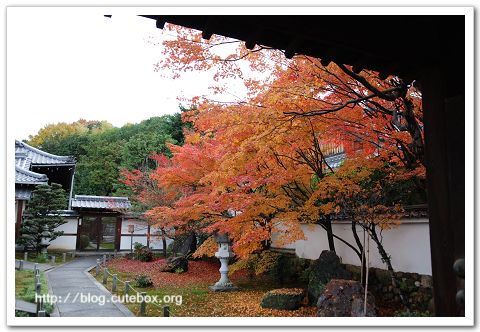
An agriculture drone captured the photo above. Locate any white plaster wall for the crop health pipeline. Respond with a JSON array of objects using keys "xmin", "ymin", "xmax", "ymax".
[
  {"xmin": 120, "ymin": 219, "xmax": 148, "ymax": 250},
  {"xmin": 121, "ymin": 219, "xmax": 150, "ymax": 234},
  {"xmin": 148, "ymin": 226, "xmax": 174, "ymax": 250},
  {"xmin": 273, "ymin": 218, "xmax": 432, "ymax": 275},
  {"xmin": 119, "ymin": 220, "xmax": 173, "ymax": 251},
  {"xmin": 48, "ymin": 218, "xmax": 78, "ymax": 250}
]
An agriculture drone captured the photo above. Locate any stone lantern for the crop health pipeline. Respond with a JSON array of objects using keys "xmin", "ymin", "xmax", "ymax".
[
  {"xmin": 39, "ymin": 226, "xmax": 50, "ymax": 255},
  {"xmin": 209, "ymin": 233, "xmax": 238, "ymax": 292}
]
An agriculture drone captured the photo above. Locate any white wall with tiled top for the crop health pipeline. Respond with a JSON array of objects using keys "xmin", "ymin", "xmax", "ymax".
[
  {"xmin": 119, "ymin": 219, "xmax": 173, "ymax": 251},
  {"xmin": 47, "ymin": 217, "xmax": 78, "ymax": 250},
  {"xmin": 273, "ymin": 218, "xmax": 432, "ymax": 275}
]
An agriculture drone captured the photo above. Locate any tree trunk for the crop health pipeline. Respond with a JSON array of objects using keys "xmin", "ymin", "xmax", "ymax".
[
  {"xmin": 161, "ymin": 228, "xmax": 167, "ymax": 258},
  {"xmin": 369, "ymin": 224, "xmax": 409, "ymax": 310},
  {"xmin": 351, "ymin": 221, "xmax": 367, "ymax": 286},
  {"xmin": 322, "ymin": 215, "xmax": 336, "ymax": 252},
  {"xmin": 189, "ymin": 232, "xmax": 197, "ymax": 254}
]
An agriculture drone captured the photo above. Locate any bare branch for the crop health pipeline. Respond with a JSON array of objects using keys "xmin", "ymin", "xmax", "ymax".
[{"xmin": 284, "ymin": 86, "xmax": 401, "ymax": 117}]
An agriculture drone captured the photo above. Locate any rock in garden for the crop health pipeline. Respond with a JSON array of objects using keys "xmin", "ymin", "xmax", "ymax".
[
  {"xmin": 316, "ymin": 279, "xmax": 376, "ymax": 317},
  {"xmin": 171, "ymin": 233, "xmax": 197, "ymax": 256},
  {"xmin": 420, "ymin": 275, "xmax": 433, "ymax": 288},
  {"xmin": 161, "ymin": 256, "xmax": 189, "ymax": 273},
  {"xmin": 261, "ymin": 288, "xmax": 305, "ymax": 310},
  {"xmin": 308, "ymin": 250, "xmax": 352, "ymax": 303}
]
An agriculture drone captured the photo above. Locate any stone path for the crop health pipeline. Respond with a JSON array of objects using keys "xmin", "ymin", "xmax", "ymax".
[
  {"xmin": 15, "ymin": 299, "xmax": 37, "ymax": 314},
  {"xmin": 45, "ymin": 256, "xmax": 134, "ymax": 317}
]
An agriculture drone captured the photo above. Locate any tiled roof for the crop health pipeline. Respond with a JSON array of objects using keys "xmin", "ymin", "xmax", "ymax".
[
  {"xmin": 403, "ymin": 204, "xmax": 429, "ymax": 218},
  {"xmin": 15, "ymin": 166, "xmax": 48, "ymax": 185},
  {"xmin": 15, "ymin": 153, "xmax": 32, "ymax": 170},
  {"xmin": 15, "ymin": 149, "xmax": 49, "ymax": 186},
  {"xmin": 325, "ymin": 152, "xmax": 346, "ymax": 169},
  {"xmin": 15, "ymin": 187, "xmax": 33, "ymax": 200},
  {"xmin": 319, "ymin": 204, "xmax": 428, "ymax": 222},
  {"xmin": 15, "ymin": 140, "xmax": 75, "ymax": 165},
  {"xmin": 71, "ymin": 195, "xmax": 131, "ymax": 210}
]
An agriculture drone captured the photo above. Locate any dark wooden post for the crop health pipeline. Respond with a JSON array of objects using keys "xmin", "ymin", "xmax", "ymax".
[
  {"xmin": 163, "ymin": 306, "xmax": 170, "ymax": 317},
  {"xmin": 15, "ymin": 201, "xmax": 24, "ymax": 241},
  {"xmin": 75, "ymin": 217, "xmax": 82, "ymax": 251},
  {"xmin": 115, "ymin": 217, "xmax": 122, "ymax": 251},
  {"xmin": 96, "ymin": 216, "xmax": 102, "ymax": 251},
  {"xmin": 421, "ymin": 66, "xmax": 465, "ymax": 316},
  {"xmin": 146, "ymin": 224, "xmax": 151, "ymax": 248},
  {"xmin": 140, "ymin": 292, "xmax": 146, "ymax": 316}
]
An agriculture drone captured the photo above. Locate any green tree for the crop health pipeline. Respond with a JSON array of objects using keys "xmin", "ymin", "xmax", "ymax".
[
  {"xmin": 17, "ymin": 183, "xmax": 68, "ymax": 253},
  {"xmin": 27, "ymin": 113, "xmax": 187, "ymax": 198},
  {"xmin": 74, "ymin": 135, "xmax": 124, "ymax": 196}
]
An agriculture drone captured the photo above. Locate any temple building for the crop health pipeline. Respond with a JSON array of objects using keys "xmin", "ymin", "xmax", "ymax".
[{"xmin": 15, "ymin": 140, "xmax": 170, "ymax": 252}]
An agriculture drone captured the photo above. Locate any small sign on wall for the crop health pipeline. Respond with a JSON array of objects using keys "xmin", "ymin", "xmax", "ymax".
[{"xmin": 127, "ymin": 224, "xmax": 135, "ymax": 233}]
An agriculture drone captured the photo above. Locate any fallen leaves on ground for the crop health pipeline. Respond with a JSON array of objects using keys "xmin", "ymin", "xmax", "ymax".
[
  {"xmin": 174, "ymin": 288, "xmax": 317, "ymax": 317},
  {"xmin": 105, "ymin": 257, "xmax": 316, "ymax": 317},
  {"xmin": 107, "ymin": 257, "xmax": 251, "ymax": 288}
]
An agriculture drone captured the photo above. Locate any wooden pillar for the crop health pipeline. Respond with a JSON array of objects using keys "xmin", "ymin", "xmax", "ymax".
[
  {"xmin": 115, "ymin": 217, "xmax": 122, "ymax": 251},
  {"xmin": 96, "ymin": 216, "xmax": 102, "ymax": 251},
  {"xmin": 15, "ymin": 200, "xmax": 24, "ymax": 241},
  {"xmin": 75, "ymin": 217, "xmax": 82, "ymax": 250},
  {"xmin": 422, "ymin": 66, "xmax": 465, "ymax": 316},
  {"xmin": 146, "ymin": 224, "xmax": 151, "ymax": 248}
]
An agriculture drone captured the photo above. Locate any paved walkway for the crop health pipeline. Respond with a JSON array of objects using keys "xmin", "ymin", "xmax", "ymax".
[
  {"xmin": 15, "ymin": 299, "xmax": 37, "ymax": 314},
  {"xmin": 45, "ymin": 256, "xmax": 134, "ymax": 317}
]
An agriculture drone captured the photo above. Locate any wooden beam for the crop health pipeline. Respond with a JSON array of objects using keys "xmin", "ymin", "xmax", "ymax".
[{"xmin": 422, "ymin": 66, "xmax": 465, "ymax": 316}]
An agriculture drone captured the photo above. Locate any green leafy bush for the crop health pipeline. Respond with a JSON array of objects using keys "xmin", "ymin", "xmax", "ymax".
[
  {"xmin": 79, "ymin": 235, "xmax": 90, "ymax": 250},
  {"xmin": 135, "ymin": 274, "xmax": 153, "ymax": 288},
  {"xmin": 137, "ymin": 247, "xmax": 153, "ymax": 262},
  {"xmin": 134, "ymin": 244, "xmax": 153, "ymax": 262},
  {"xmin": 35, "ymin": 254, "xmax": 48, "ymax": 263}
]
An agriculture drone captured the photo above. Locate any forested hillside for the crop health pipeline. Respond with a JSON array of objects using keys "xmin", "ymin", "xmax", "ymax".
[{"xmin": 26, "ymin": 113, "xmax": 185, "ymax": 197}]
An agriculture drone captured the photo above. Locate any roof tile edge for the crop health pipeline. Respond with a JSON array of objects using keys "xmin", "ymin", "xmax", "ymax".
[{"xmin": 15, "ymin": 140, "xmax": 76, "ymax": 163}]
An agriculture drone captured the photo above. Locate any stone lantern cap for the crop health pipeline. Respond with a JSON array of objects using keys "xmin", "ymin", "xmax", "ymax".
[{"xmin": 213, "ymin": 233, "xmax": 231, "ymax": 244}]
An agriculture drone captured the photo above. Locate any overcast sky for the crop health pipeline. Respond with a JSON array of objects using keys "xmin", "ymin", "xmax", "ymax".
[{"xmin": 7, "ymin": 8, "xmax": 246, "ymax": 140}]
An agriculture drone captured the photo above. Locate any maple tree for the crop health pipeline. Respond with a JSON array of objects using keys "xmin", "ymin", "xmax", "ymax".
[
  {"xmin": 123, "ymin": 23, "xmax": 426, "ymax": 278},
  {"xmin": 155, "ymin": 23, "xmax": 424, "ymax": 170}
]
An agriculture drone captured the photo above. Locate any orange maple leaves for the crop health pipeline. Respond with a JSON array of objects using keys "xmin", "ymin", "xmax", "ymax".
[{"xmin": 122, "ymin": 23, "xmax": 425, "ymax": 260}]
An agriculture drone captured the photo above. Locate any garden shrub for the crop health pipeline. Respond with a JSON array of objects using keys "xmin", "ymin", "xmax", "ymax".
[
  {"xmin": 133, "ymin": 243, "xmax": 153, "ymax": 262},
  {"xmin": 229, "ymin": 250, "xmax": 309, "ymax": 284},
  {"xmin": 256, "ymin": 250, "xmax": 282, "ymax": 276},
  {"xmin": 135, "ymin": 274, "xmax": 153, "ymax": 288},
  {"xmin": 133, "ymin": 242, "xmax": 144, "ymax": 252},
  {"xmin": 35, "ymin": 254, "xmax": 48, "ymax": 263},
  {"xmin": 137, "ymin": 247, "xmax": 154, "ymax": 262},
  {"xmin": 79, "ymin": 235, "xmax": 90, "ymax": 250}
]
